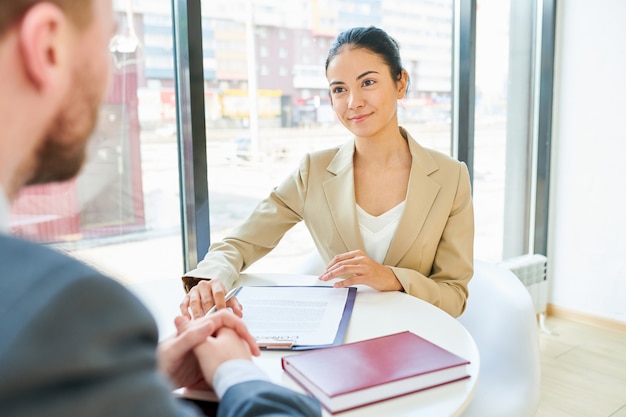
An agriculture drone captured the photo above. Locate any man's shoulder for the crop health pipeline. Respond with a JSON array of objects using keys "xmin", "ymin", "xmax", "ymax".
[
  {"xmin": 0, "ymin": 233, "xmax": 70, "ymax": 254},
  {"xmin": 0, "ymin": 234, "xmax": 97, "ymax": 280},
  {"xmin": 0, "ymin": 233, "xmax": 64, "ymax": 253},
  {"xmin": 0, "ymin": 234, "xmax": 155, "ymax": 352},
  {"xmin": 0, "ymin": 235, "xmax": 126, "ymax": 317}
]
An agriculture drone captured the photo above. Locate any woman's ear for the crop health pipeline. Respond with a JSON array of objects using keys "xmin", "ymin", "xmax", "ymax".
[
  {"xmin": 17, "ymin": 3, "xmax": 67, "ymax": 91},
  {"xmin": 397, "ymin": 69, "xmax": 409, "ymax": 99}
]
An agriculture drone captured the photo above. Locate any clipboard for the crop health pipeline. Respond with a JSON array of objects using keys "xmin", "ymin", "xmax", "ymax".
[{"xmin": 236, "ymin": 286, "xmax": 357, "ymax": 351}]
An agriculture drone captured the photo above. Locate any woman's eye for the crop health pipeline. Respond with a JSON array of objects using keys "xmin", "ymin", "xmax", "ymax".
[
  {"xmin": 363, "ymin": 79, "xmax": 376, "ymax": 87},
  {"xmin": 331, "ymin": 86, "xmax": 346, "ymax": 94}
]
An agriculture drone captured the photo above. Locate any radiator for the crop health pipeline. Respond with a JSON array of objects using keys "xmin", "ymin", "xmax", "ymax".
[{"xmin": 499, "ymin": 253, "xmax": 548, "ymax": 316}]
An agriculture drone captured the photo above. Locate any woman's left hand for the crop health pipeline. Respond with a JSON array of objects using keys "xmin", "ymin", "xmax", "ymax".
[{"xmin": 319, "ymin": 249, "xmax": 403, "ymax": 291}]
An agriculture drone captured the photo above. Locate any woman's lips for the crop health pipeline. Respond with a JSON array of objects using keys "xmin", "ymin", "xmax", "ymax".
[{"xmin": 349, "ymin": 113, "xmax": 372, "ymax": 123}]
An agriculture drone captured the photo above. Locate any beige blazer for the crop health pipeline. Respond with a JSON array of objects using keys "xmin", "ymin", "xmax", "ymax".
[{"xmin": 184, "ymin": 127, "xmax": 474, "ymax": 317}]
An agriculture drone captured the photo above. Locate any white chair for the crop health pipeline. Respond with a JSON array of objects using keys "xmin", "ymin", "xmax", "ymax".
[{"xmin": 457, "ymin": 259, "xmax": 541, "ymax": 417}]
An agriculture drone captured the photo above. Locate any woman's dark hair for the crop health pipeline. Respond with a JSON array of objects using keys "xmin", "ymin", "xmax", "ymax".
[{"xmin": 325, "ymin": 26, "xmax": 408, "ymax": 90}]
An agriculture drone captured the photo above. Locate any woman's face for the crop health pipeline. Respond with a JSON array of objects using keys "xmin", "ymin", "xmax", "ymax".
[{"xmin": 326, "ymin": 46, "xmax": 407, "ymax": 140}]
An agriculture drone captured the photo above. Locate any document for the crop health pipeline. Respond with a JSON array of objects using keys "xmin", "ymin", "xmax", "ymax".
[{"xmin": 237, "ymin": 286, "xmax": 357, "ymax": 350}]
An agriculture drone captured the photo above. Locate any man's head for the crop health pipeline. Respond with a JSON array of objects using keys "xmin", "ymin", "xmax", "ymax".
[
  {"xmin": 0, "ymin": 0, "xmax": 115, "ymax": 198},
  {"xmin": 0, "ymin": 1, "xmax": 92, "ymax": 36}
]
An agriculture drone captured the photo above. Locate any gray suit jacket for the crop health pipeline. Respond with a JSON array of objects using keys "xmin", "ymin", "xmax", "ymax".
[
  {"xmin": 0, "ymin": 235, "xmax": 320, "ymax": 417},
  {"xmin": 185, "ymin": 127, "xmax": 474, "ymax": 317}
]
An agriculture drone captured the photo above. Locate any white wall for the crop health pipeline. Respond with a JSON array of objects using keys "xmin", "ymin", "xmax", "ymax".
[{"xmin": 549, "ymin": 0, "xmax": 626, "ymax": 323}]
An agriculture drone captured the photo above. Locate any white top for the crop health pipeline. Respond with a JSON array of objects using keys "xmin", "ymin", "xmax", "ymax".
[
  {"xmin": 356, "ymin": 201, "xmax": 405, "ymax": 264},
  {"xmin": 0, "ymin": 188, "xmax": 9, "ymax": 234}
]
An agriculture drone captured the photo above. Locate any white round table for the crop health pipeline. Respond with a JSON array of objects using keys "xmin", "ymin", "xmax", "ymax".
[{"xmin": 129, "ymin": 273, "xmax": 479, "ymax": 417}]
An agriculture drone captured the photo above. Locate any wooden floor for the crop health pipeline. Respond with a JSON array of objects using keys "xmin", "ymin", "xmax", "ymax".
[{"xmin": 535, "ymin": 316, "xmax": 626, "ymax": 417}]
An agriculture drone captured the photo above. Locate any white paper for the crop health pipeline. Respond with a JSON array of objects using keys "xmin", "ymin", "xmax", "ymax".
[{"xmin": 237, "ymin": 286, "xmax": 352, "ymax": 347}]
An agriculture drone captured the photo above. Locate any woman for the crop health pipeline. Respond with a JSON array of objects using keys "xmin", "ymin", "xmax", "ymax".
[{"xmin": 180, "ymin": 26, "xmax": 474, "ymax": 318}]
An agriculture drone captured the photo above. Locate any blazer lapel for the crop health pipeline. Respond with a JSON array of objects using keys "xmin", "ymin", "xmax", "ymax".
[
  {"xmin": 385, "ymin": 130, "xmax": 441, "ymax": 266},
  {"xmin": 322, "ymin": 140, "xmax": 365, "ymax": 252}
]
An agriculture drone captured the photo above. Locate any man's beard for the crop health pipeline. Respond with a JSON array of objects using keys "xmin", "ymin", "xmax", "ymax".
[
  {"xmin": 27, "ymin": 134, "xmax": 89, "ymax": 185},
  {"xmin": 27, "ymin": 70, "xmax": 101, "ymax": 186}
]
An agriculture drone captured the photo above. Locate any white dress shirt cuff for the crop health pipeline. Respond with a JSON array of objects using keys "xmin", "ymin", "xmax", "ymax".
[
  {"xmin": 212, "ymin": 359, "xmax": 271, "ymax": 399},
  {"xmin": 0, "ymin": 188, "xmax": 10, "ymax": 234}
]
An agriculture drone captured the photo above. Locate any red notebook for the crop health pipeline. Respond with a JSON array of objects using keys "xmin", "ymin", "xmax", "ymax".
[{"xmin": 281, "ymin": 331, "xmax": 470, "ymax": 414}]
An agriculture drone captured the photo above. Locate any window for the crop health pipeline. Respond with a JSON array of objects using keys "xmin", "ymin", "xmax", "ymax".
[
  {"xmin": 473, "ymin": 0, "xmax": 542, "ymax": 261},
  {"xmin": 200, "ymin": 0, "xmax": 454, "ymax": 273},
  {"xmin": 10, "ymin": 0, "xmax": 553, "ymax": 288},
  {"xmin": 9, "ymin": 1, "xmax": 183, "ymax": 286}
]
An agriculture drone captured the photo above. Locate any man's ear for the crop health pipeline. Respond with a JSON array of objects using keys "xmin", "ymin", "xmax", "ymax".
[{"xmin": 17, "ymin": 3, "xmax": 68, "ymax": 91}]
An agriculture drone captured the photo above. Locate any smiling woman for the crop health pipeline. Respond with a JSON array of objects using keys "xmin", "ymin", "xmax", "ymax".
[{"xmin": 181, "ymin": 26, "xmax": 475, "ymax": 320}]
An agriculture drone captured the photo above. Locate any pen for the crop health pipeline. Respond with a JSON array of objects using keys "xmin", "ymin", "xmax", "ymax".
[{"xmin": 205, "ymin": 286, "xmax": 241, "ymax": 316}]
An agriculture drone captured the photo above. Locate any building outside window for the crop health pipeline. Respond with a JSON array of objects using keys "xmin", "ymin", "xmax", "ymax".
[{"xmin": 8, "ymin": 0, "xmax": 543, "ymax": 285}]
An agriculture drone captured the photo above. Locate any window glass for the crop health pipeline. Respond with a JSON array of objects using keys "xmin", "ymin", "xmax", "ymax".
[
  {"xmin": 9, "ymin": 0, "xmax": 183, "ymax": 286},
  {"xmin": 7, "ymin": 0, "xmax": 535, "ymax": 284},
  {"xmin": 474, "ymin": 0, "xmax": 536, "ymax": 261},
  {"xmin": 201, "ymin": 0, "xmax": 454, "ymax": 272}
]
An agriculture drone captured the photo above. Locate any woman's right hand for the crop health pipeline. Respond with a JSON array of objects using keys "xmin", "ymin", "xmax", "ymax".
[{"xmin": 180, "ymin": 279, "xmax": 243, "ymax": 319}]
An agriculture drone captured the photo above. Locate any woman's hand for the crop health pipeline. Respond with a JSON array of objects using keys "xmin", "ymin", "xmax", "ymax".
[
  {"xmin": 180, "ymin": 279, "xmax": 243, "ymax": 319},
  {"xmin": 319, "ymin": 249, "xmax": 403, "ymax": 292}
]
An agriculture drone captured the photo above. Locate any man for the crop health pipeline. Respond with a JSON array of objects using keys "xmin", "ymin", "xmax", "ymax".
[{"xmin": 0, "ymin": 1, "xmax": 320, "ymax": 416}]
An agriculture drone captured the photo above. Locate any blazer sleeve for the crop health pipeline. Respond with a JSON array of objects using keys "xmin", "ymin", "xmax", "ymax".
[
  {"xmin": 183, "ymin": 157, "xmax": 311, "ymax": 291},
  {"xmin": 391, "ymin": 161, "xmax": 474, "ymax": 318},
  {"xmin": 0, "ymin": 264, "xmax": 201, "ymax": 417},
  {"xmin": 218, "ymin": 380, "xmax": 321, "ymax": 417}
]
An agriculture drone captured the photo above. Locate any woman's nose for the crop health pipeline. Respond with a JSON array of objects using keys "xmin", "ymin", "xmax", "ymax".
[{"xmin": 348, "ymin": 91, "xmax": 364, "ymax": 109}]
